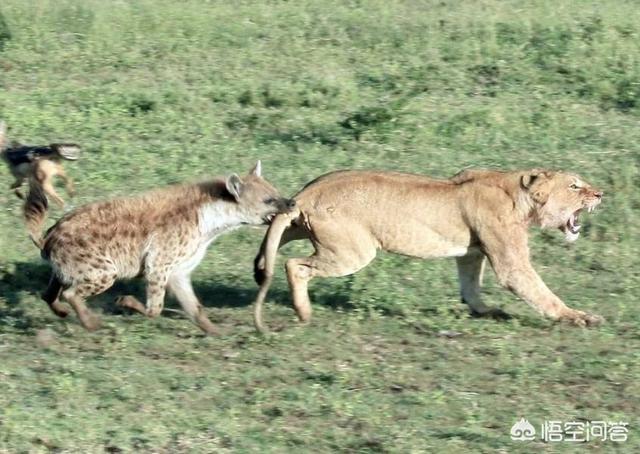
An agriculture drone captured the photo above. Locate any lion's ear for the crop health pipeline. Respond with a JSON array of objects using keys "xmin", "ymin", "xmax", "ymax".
[
  {"xmin": 521, "ymin": 170, "xmax": 551, "ymax": 203},
  {"xmin": 521, "ymin": 174, "xmax": 537, "ymax": 189},
  {"xmin": 520, "ymin": 169, "xmax": 549, "ymax": 189}
]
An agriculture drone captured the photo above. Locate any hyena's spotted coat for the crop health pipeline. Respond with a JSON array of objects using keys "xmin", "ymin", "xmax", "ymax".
[{"xmin": 35, "ymin": 162, "xmax": 294, "ymax": 333}]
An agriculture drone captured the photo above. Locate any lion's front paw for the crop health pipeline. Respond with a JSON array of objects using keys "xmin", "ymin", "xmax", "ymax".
[{"xmin": 559, "ymin": 310, "xmax": 605, "ymax": 327}]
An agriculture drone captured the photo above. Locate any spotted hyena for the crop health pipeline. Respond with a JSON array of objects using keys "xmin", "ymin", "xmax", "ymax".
[{"xmin": 32, "ymin": 161, "xmax": 295, "ymax": 334}]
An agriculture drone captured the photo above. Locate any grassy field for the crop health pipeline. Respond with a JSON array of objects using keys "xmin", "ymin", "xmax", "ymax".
[{"xmin": 0, "ymin": 0, "xmax": 639, "ymax": 451}]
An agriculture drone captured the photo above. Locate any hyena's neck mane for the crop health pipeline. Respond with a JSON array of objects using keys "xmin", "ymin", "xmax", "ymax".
[{"xmin": 189, "ymin": 180, "xmax": 245, "ymax": 239}]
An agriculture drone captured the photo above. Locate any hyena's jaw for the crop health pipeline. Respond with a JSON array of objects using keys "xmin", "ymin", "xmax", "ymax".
[{"xmin": 260, "ymin": 198, "xmax": 296, "ymax": 224}]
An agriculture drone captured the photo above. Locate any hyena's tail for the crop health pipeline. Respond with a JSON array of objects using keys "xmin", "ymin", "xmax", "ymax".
[
  {"xmin": 253, "ymin": 209, "xmax": 299, "ymax": 334},
  {"xmin": 42, "ymin": 272, "xmax": 69, "ymax": 318},
  {"xmin": 24, "ymin": 175, "xmax": 49, "ymax": 249}
]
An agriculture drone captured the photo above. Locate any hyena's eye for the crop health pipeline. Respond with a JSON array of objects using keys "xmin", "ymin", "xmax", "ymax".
[{"xmin": 263, "ymin": 198, "xmax": 277, "ymax": 205}]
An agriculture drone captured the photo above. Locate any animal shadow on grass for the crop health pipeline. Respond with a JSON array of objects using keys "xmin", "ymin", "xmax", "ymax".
[
  {"xmin": 1, "ymin": 261, "xmax": 364, "ymax": 333},
  {"xmin": 0, "ymin": 261, "xmax": 53, "ymax": 331},
  {"xmin": 0, "ymin": 260, "xmax": 297, "ymax": 325}
]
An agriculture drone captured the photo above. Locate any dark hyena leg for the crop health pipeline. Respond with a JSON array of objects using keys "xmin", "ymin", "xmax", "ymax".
[
  {"xmin": 167, "ymin": 272, "xmax": 218, "ymax": 335},
  {"xmin": 41, "ymin": 273, "xmax": 69, "ymax": 318},
  {"xmin": 10, "ymin": 177, "xmax": 25, "ymax": 199}
]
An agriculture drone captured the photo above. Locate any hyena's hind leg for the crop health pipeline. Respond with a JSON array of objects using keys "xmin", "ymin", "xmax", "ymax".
[
  {"xmin": 61, "ymin": 273, "xmax": 117, "ymax": 331},
  {"xmin": 456, "ymin": 251, "xmax": 510, "ymax": 319},
  {"xmin": 167, "ymin": 272, "xmax": 218, "ymax": 335}
]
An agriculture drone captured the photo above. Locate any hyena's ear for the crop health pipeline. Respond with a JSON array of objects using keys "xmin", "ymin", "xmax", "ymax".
[
  {"xmin": 225, "ymin": 174, "xmax": 244, "ymax": 201},
  {"xmin": 250, "ymin": 160, "xmax": 262, "ymax": 177}
]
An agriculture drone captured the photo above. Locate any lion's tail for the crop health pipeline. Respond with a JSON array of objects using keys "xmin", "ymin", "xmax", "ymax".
[
  {"xmin": 24, "ymin": 176, "xmax": 49, "ymax": 249},
  {"xmin": 253, "ymin": 209, "xmax": 298, "ymax": 334},
  {"xmin": 0, "ymin": 120, "xmax": 7, "ymax": 151}
]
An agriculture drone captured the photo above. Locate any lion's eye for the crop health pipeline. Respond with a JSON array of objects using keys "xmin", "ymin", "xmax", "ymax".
[{"xmin": 570, "ymin": 184, "xmax": 580, "ymax": 190}]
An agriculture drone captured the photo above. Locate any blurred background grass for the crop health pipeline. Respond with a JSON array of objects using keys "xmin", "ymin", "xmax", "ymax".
[{"xmin": 0, "ymin": 0, "xmax": 638, "ymax": 451}]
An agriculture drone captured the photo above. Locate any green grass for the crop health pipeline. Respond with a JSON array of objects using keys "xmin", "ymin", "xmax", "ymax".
[{"xmin": 0, "ymin": 0, "xmax": 639, "ymax": 451}]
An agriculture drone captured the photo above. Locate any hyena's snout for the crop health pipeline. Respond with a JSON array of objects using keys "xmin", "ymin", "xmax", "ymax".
[{"xmin": 276, "ymin": 198, "xmax": 296, "ymax": 213}]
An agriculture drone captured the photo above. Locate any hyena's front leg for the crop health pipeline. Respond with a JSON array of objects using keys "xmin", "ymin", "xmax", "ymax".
[
  {"xmin": 144, "ymin": 270, "xmax": 169, "ymax": 318},
  {"xmin": 167, "ymin": 272, "xmax": 218, "ymax": 335}
]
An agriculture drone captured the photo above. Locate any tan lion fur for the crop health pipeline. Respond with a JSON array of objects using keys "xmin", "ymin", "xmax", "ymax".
[{"xmin": 253, "ymin": 168, "xmax": 604, "ymax": 332}]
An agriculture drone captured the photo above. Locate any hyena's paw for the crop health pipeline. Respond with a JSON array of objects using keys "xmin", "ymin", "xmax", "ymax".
[
  {"xmin": 559, "ymin": 309, "xmax": 605, "ymax": 327},
  {"xmin": 78, "ymin": 311, "xmax": 101, "ymax": 332},
  {"xmin": 145, "ymin": 305, "xmax": 163, "ymax": 318},
  {"xmin": 49, "ymin": 301, "xmax": 70, "ymax": 318},
  {"xmin": 195, "ymin": 311, "xmax": 220, "ymax": 336}
]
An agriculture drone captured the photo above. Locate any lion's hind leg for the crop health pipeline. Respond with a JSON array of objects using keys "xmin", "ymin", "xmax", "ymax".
[{"xmin": 286, "ymin": 222, "xmax": 377, "ymax": 323}]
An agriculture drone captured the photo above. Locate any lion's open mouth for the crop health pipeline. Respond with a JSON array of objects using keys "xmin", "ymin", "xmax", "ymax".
[{"xmin": 566, "ymin": 210, "xmax": 581, "ymax": 235}]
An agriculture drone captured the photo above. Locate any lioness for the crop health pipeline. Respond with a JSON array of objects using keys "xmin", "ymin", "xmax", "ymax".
[{"xmin": 252, "ymin": 168, "xmax": 604, "ymax": 332}]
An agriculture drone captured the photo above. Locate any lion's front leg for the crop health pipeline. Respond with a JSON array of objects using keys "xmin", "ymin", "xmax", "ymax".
[
  {"xmin": 456, "ymin": 251, "xmax": 510, "ymax": 319},
  {"xmin": 488, "ymin": 252, "xmax": 604, "ymax": 327},
  {"xmin": 477, "ymin": 222, "xmax": 604, "ymax": 327}
]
